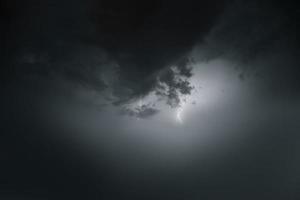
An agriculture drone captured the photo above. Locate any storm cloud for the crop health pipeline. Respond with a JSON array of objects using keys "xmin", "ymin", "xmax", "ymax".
[
  {"xmin": 120, "ymin": 104, "xmax": 160, "ymax": 119},
  {"xmin": 1, "ymin": 0, "xmax": 300, "ymax": 199},
  {"xmin": 194, "ymin": 0, "xmax": 300, "ymax": 99},
  {"xmin": 1, "ymin": 0, "xmax": 228, "ymax": 109}
]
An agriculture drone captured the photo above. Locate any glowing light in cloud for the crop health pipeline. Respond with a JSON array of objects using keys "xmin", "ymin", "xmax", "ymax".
[{"xmin": 176, "ymin": 106, "xmax": 183, "ymax": 124}]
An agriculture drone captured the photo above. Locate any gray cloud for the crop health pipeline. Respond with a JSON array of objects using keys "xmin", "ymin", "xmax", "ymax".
[
  {"xmin": 120, "ymin": 104, "xmax": 160, "ymax": 119},
  {"xmin": 155, "ymin": 58, "xmax": 194, "ymax": 107},
  {"xmin": 6, "ymin": 0, "xmax": 299, "ymax": 109},
  {"xmin": 87, "ymin": 0, "xmax": 226, "ymax": 107},
  {"xmin": 194, "ymin": 0, "xmax": 300, "ymax": 99},
  {"xmin": 5, "ymin": 0, "xmax": 220, "ymax": 110},
  {"xmin": 2, "ymin": 1, "xmax": 300, "ymax": 199}
]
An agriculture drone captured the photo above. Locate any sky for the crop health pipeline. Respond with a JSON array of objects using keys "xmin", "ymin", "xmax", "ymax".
[{"xmin": 1, "ymin": 0, "xmax": 300, "ymax": 199}]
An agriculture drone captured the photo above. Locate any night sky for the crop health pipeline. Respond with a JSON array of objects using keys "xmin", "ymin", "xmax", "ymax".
[{"xmin": 1, "ymin": 0, "xmax": 300, "ymax": 199}]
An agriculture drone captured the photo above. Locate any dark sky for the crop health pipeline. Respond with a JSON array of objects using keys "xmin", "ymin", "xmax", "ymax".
[{"xmin": 1, "ymin": 0, "xmax": 300, "ymax": 199}]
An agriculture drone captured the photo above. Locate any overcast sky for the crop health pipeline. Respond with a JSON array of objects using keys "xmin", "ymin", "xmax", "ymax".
[{"xmin": 1, "ymin": 0, "xmax": 300, "ymax": 199}]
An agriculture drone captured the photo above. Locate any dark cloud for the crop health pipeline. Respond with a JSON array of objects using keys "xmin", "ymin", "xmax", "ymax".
[
  {"xmin": 1, "ymin": 0, "xmax": 227, "ymax": 109},
  {"xmin": 155, "ymin": 58, "xmax": 194, "ymax": 107},
  {"xmin": 89, "ymin": 0, "xmax": 227, "ymax": 105},
  {"xmin": 1, "ymin": 0, "xmax": 300, "ymax": 199},
  {"xmin": 57, "ymin": 47, "xmax": 110, "ymax": 92},
  {"xmin": 195, "ymin": 0, "xmax": 300, "ymax": 99},
  {"xmin": 110, "ymin": 57, "xmax": 195, "ymax": 108},
  {"xmin": 2, "ymin": 0, "xmax": 299, "ymax": 108},
  {"xmin": 120, "ymin": 104, "xmax": 160, "ymax": 119}
]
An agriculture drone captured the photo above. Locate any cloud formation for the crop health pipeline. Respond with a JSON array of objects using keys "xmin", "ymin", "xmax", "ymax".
[
  {"xmin": 1, "ymin": 0, "xmax": 226, "ymax": 110},
  {"xmin": 155, "ymin": 58, "xmax": 194, "ymax": 107},
  {"xmin": 120, "ymin": 104, "xmax": 160, "ymax": 119},
  {"xmin": 194, "ymin": 0, "xmax": 300, "ymax": 99},
  {"xmin": 3, "ymin": 0, "xmax": 299, "ymax": 111}
]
